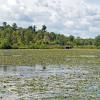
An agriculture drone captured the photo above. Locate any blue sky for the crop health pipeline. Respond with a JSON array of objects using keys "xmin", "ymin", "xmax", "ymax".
[
  {"xmin": 87, "ymin": 0, "xmax": 100, "ymax": 5},
  {"xmin": 0, "ymin": 0, "xmax": 100, "ymax": 38}
]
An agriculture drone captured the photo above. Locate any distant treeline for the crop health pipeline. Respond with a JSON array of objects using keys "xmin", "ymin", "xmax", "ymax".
[{"xmin": 0, "ymin": 22, "xmax": 100, "ymax": 49}]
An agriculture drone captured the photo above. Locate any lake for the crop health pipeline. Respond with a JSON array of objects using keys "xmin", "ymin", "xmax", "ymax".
[{"xmin": 0, "ymin": 49, "xmax": 100, "ymax": 100}]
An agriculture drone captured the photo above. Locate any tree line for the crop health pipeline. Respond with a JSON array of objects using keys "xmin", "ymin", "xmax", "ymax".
[{"xmin": 0, "ymin": 22, "xmax": 100, "ymax": 49}]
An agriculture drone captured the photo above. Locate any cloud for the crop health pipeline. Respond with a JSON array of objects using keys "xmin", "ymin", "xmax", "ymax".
[{"xmin": 0, "ymin": 0, "xmax": 100, "ymax": 38}]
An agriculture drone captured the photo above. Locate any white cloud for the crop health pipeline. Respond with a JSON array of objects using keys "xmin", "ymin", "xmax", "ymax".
[
  {"xmin": 7, "ymin": 0, "xmax": 18, "ymax": 6},
  {"xmin": 0, "ymin": 0, "xmax": 100, "ymax": 38}
]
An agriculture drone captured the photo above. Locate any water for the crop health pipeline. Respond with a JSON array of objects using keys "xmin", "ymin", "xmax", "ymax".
[{"xmin": 0, "ymin": 64, "xmax": 100, "ymax": 100}]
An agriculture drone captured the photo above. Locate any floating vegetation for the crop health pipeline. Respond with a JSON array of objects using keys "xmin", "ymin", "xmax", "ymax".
[{"xmin": 0, "ymin": 49, "xmax": 100, "ymax": 99}]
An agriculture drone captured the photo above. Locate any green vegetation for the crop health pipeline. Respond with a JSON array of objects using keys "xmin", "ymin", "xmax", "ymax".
[
  {"xmin": 0, "ymin": 49, "xmax": 100, "ymax": 99},
  {"xmin": 0, "ymin": 22, "xmax": 100, "ymax": 49},
  {"xmin": 0, "ymin": 49, "xmax": 100, "ymax": 65}
]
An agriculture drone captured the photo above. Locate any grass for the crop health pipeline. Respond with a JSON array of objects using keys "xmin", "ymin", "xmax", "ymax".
[{"xmin": 0, "ymin": 49, "xmax": 99, "ymax": 66}]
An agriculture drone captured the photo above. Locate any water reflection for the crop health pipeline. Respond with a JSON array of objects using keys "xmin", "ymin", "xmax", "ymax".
[
  {"xmin": 0, "ymin": 65, "xmax": 100, "ymax": 100},
  {"xmin": 3, "ymin": 65, "xmax": 7, "ymax": 72}
]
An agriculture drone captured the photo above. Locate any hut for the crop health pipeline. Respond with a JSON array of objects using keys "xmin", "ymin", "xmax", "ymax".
[{"xmin": 65, "ymin": 45, "xmax": 73, "ymax": 49}]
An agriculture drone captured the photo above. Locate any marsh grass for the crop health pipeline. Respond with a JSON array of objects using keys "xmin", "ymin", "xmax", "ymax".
[
  {"xmin": 0, "ymin": 49, "xmax": 100, "ymax": 99},
  {"xmin": 0, "ymin": 49, "xmax": 99, "ymax": 66}
]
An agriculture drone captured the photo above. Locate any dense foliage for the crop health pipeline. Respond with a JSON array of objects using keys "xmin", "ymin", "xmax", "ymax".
[{"xmin": 0, "ymin": 22, "xmax": 100, "ymax": 49}]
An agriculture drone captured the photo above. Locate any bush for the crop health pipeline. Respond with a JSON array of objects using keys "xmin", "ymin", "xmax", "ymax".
[
  {"xmin": 48, "ymin": 45, "xmax": 64, "ymax": 49},
  {"xmin": 12, "ymin": 44, "xmax": 18, "ymax": 49},
  {"xmin": 0, "ymin": 39, "xmax": 12, "ymax": 49},
  {"xmin": 75, "ymin": 45, "xmax": 96, "ymax": 49}
]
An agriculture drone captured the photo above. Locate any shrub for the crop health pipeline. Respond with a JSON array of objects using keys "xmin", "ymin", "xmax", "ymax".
[
  {"xmin": 0, "ymin": 39, "xmax": 12, "ymax": 49},
  {"xmin": 12, "ymin": 44, "xmax": 18, "ymax": 49}
]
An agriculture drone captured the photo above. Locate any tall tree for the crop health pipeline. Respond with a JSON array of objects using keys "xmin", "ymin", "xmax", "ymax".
[
  {"xmin": 69, "ymin": 35, "xmax": 75, "ymax": 42},
  {"xmin": 42, "ymin": 25, "xmax": 47, "ymax": 32},
  {"xmin": 95, "ymin": 35, "xmax": 100, "ymax": 47},
  {"xmin": 28, "ymin": 26, "xmax": 33, "ymax": 30},
  {"xmin": 33, "ymin": 25, "xmax": 36, "ymax": 32},
  {"xmin": 3, "ymin": 22, "xmax": 7, "ymax": 28},
  {"xmin": 12, "ymin": 23, "xmax": 17, "ymax": 31}
]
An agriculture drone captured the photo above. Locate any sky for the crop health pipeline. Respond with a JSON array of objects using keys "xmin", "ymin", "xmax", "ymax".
[{"xmin": 0, "ymin": 0, "xmax": 100, "ymax": 38}]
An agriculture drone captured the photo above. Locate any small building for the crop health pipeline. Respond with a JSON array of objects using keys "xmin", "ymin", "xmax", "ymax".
[{"xmin": 64, "ymin": 45, "xmax": 73, "ymax": 49}]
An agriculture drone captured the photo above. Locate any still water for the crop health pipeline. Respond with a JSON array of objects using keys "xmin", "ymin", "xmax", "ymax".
[{"xmin": 0, "ymin": 64, "xmax": 100, "ymax": 100}]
